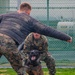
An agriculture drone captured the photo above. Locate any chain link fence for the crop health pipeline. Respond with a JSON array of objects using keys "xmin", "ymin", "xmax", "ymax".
[{"xmin": 0, "ymin": 0, "xmax": 75, "ymax": 68}]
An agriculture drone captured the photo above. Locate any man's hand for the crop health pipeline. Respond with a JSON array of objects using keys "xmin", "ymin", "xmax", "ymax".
[{"xmin": 67, "ymin": 37, "xmax": 72, "ymax": 43}]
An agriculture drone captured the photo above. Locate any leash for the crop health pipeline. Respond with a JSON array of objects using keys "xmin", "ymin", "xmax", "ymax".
[{"xmin": 18, "ymin": 41, "xmax": 25, "ymax": 51}]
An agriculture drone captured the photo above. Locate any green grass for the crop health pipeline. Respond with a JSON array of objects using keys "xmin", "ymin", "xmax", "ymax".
[
  {"xmin": 56, "ymin": 68, "xmax": 75, "ymax": 75},
  {"xmin": 0, "ymin": 68, "xmax": 75, "ymax": 75}
]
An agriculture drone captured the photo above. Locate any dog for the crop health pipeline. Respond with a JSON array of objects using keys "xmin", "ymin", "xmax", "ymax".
[{"xmin": 24, "ymin": 50, "xmax": 44, "ymax": 75}]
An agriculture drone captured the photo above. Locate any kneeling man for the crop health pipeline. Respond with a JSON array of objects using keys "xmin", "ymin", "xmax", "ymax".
[{"xmin": 23, "ymin": 32, "xmax": 56, "ymax": 75}]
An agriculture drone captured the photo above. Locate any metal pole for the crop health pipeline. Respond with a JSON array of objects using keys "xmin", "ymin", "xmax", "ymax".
[
  {"xmin": 47, "ymin": 0, "xmax": 49, "ymax": 25},
  {"xmin": 17, "ymin": 0, "xmax": 21, "ymax": 9}
]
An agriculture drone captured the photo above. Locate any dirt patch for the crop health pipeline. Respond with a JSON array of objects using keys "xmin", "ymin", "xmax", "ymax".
[{"xmin": 0, "ymin": 70, "xmax": 7, "ymax": 72}]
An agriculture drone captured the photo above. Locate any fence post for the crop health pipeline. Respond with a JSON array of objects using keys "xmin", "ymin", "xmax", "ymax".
[{"xmin": 47, "ymin": 0, "xmax": 49, "ymax": 25}]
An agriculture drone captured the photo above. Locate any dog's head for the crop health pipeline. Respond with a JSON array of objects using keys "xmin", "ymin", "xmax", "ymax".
[
  {"xmin": 28, "ymin": 50, "xmax": 43, "ymax": 61},
  {"xmin": 25, "ymin": 50, "xmax": 43, "ymax": 67}
]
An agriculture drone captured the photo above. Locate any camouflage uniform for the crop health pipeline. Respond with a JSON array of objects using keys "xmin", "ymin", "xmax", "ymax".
[
  {"xmin": 23, "ymin": 33, "xmax": 56, "ymax": 75},
  {"xmin": 0, "ymin": 34, "xmax": 25, "ymax": 75}
]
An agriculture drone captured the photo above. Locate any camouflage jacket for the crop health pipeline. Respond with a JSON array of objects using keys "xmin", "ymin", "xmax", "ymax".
[{"xmin": 24, "ymin": 33, "xmax": 48, "ymax": 53}]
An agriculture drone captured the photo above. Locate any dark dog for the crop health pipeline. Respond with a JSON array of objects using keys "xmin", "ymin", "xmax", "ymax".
[{"xmin": 25, "ymin": 50, "xmax": 44, "ymax": 75}]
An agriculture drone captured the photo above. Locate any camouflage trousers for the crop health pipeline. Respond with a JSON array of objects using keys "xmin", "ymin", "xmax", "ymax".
[{"xmin": 0, "ymin": 34, "xmax": 25, "ymax": 75}]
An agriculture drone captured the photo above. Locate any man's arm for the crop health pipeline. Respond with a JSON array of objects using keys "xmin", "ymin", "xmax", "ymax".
[
  {"xmin": 41, "ymin": 36, "xmax": 56, "ymax": 75},
  {"xmin": 30, "ymin": 18, "xmax": 72, "ymax": 42},
  {"xmin": 42, "ymin": 36, "xmax": 48, "ymax": 52},
  {"xmin": 0, "ymin": 53, "xmax": 2, "ymax": 58}
]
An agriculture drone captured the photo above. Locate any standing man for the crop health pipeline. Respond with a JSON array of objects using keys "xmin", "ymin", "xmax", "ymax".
[
  {"xmin": 23, "ymin": 32, "xmax": 56, "ymax": 75},
  {"xmin": 0, "ymin": 2, "xmax": 72, "ymax": 75}
]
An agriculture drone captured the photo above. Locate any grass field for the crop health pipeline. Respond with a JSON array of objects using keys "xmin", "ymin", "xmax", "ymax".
[{"xmin": 0, "ymin": 68, "xmax": 75, "ymax": 75}]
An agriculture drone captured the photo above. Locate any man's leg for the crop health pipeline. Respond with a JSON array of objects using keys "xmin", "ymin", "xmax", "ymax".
[
  {"xmin": 0, "ymin": 36, "xmax": 26, "ymax": 75},
  {"xmin": 4, "ymin": 50, "xmax": 25, "ymax": 75}
]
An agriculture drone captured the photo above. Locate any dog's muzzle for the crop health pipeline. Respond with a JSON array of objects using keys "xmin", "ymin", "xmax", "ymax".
[{"xmin": 31, "ymin": 56, "xmax": 36, "ymax": 61}]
